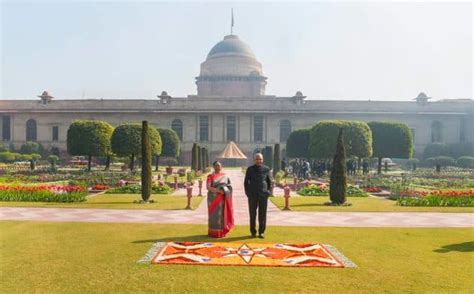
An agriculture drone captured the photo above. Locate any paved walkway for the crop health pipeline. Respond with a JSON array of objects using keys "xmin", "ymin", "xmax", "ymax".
[{"xmin": 0, "ymin": 170, "xmax": 473, "ymax": 228}]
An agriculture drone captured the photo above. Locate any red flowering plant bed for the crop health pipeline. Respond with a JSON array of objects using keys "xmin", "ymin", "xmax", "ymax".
[
  {"xmin": 90, "ymin": 184, "xmax": 111, "ymax": 191},
  {"xmin": 363, "ymin": 187, "xmax": 382, "ymax": 193},
  {"xmin": 397, "ymin": 189, "xmax": 474, "ymax": 207},
  {"xmin": 0, "ymin": 184, "xmax": 87, "ymax": 202}
]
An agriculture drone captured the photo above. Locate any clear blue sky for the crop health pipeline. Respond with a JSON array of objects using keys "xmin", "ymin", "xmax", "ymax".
[{"xmin": 1, "ymin": 1, "xmax": 472, "ymax": 100}]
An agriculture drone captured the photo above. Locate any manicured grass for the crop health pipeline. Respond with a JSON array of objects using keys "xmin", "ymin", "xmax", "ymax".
[
  {"xmin": 271, "ymin": 196, "xmax": 474, "ymax": 212},
  {"xmin": 0, "ymin": 221, "xmax": 472, "ymax": 293},
  {"xmin": 0, "ymin": 194, "xmax": 204, "ymax": 210}
]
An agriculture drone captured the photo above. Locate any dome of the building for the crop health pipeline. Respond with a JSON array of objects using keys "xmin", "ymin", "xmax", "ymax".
[
  {"xmin": 207, "ymin": 35, "xmax": 256, "ymax": 59},
  {"xmin": 196, "ymin": 34, "xmax": 267, "ymax": 97}
]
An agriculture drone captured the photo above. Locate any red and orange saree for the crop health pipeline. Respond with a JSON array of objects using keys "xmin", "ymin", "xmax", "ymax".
[{"xmin": 207, "ymin": 172, "xmax": 234, "ymax": 238}]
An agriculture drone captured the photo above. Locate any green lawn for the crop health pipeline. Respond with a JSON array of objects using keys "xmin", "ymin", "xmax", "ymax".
[
  {"xmin": 271, "ymin": 196, "xmax": 474, "ymax": 212},
  {"xmin": 0, "ymin": 194, "xmax": 204, "ymax": 210},
  {"xmin": 0, "ymin": 221, "xmax": 472, "ymax": 293}
]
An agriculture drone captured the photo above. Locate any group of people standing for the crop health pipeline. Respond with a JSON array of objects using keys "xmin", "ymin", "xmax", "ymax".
[
  {"xmin": 206, "ymin": 153, "xmax": 272, "ymax": 239},
  {"xmin": 205, "ymin": 154, "xmax": 372, "ymax": 239}
]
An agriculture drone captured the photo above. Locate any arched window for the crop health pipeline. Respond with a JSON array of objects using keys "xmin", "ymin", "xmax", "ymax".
[
  {"xmin": 26, "ymin": 119, "xmax": 37, "ymax": 141},
  {"xmin": 280, "ymin": 120, "xmax": 292, "ymax": 143},
  {"xmin": 431, "ymin": 121, "xmax": 443, "ymax": 143},
  {"xmin": 171, "ymin": 119, "xmax": 183, "ymax": 141}
]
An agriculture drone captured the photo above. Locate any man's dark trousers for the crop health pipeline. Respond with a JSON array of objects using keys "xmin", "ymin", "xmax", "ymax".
[{"xmin": 248, "ymin": 196, "xmax": 268, "ymax": 235}]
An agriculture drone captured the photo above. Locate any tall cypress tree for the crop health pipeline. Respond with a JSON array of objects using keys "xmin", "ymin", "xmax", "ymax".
[
  {"xmin": 264, "ymin": 146, "xmax": 273, "ymax": 169},
  {"xmin": 197, "ymin": 145, "xmax": 202, "ymax": 171},
  {"xmin": 273, "ymin": 143, "xmax": 281, "ymax": 176},
  {"xmin": 141, "ymin": 121, "xmax": 152, "ymax": 202},
  {"xmin": 329, "ymin": 128, "xmax": 347, "ymax": 205},
  {"xmin": 191, "ymin": 143, "xmax": 198, "ymax": 171}
]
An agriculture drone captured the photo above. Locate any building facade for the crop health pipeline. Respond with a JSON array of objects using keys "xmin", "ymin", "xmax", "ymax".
[{"xmin": 1, "ymin": 35, "xmax": 473, "ymax": 163}]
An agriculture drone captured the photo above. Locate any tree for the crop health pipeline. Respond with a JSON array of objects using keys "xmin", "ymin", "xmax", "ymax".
[
  {"xmin": 141, "ymin": 121, "xmax": 152, "ymax": 202},
  {"xmin": 286, "ymin": 129, "xmax": 310, "ymax": 159},
  {"xmin": 200, "ymin": 147, "xmax": 206, "ymax": 171},
  {"xmin": 0, "ymin": 143, "xmax": 9, "ymax": 152},
  {"xmin": 0, "ymin": 152, "xmax": 16, "ymax": 163},
  {"xmin": 368, "ymin": 122, "xmax": 413, "ymax": 174},
  {"xmin": 155, "ymin": 128, "xmax": 180, "ymax": 171},
  {"xmin": 407, "ymin": 158, "xmax": 420, "ymax": 171},
  {"xmin": 309, "ymin": 120, "xmax": 372, "ymax": 159},
  {"xmin": 111, "ymin": 123, "xmax": 161, "ymax": 171},
  {"xmin": 423, "ymin": 143, "xmax": 448, "ymax": 160},
  {"xmin": 20, "ymin": 141, "xmax": 44, "ymax": 155},
  {"xmin": 264, "ymin": 146, "xmax": 273, "ymax": 169},
  {"xmin": 426, "ymin": 156, "xmax": 455, "ymax": 173},
  {"xmin": 67, "ymin": 120, "xmax": 114, "ymax": 171},
  {"xmin": 197, "ymin": 145, "xmax": 202, "ymax": 171},
  {"xmin": 48, "ymin": 155, "xmax": 59, "ymax": 171},
  {"xmin": 191, "ymin": 143, "xmax": 198, "ymax": 171},
  {"xmin": 202, "ymin": 147, "xmax": 209, "ymax": 169},
  {"xmin": 329, "ymin": 128, "xmax": 347, "ymax": 205},
  {"xmin": 22, "ymin": 153, "xmax": 41, "ymax": 170},
  {"xmin": 457, "ymin": 156, "xmax": 474, "ymax": 168},
  {"xmin": 273, "ymin": 143, "xmax": 281, "ymax": 177}
]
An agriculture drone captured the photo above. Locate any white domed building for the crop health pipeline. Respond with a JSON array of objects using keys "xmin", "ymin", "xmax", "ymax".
[
  {"xmin": 0, "ymin": 34, "xmax": 473, "ymax": 163},
  {"xmin": 196, "ymin": 35, "xmax": 267, "ymax": 97}
]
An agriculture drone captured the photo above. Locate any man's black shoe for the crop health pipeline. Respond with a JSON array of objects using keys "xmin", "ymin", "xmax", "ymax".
[
  {"xmin": 258, "ymin": 234, "xmax": 264, "ymax": 239},
  {"xmin": 251, "ymin": 233, "xmax": 257, "ymax": 238}
]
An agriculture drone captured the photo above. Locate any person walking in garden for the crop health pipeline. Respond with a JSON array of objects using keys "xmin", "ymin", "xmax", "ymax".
[
  {"xmin": 244, "ymin": 153, "xmax": 273, "ymax": 238},
  {"xmin": 206, "ymin": 161, "xmax": 234, "ymax": 238}
]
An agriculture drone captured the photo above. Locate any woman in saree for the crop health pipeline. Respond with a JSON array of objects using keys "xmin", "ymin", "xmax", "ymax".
[{"xmin": 206, "ymin": 161, "xmax": 234, "ymax": 238}]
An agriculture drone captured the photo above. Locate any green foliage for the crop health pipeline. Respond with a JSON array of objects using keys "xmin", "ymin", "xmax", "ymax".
[
  {"xmin": 105, "ymin": 184, "xmax": 172, "ymax": 194},
  {"xmin": 67, "ymin": 120, "xmax": 114, "ymax": 157},
  {"xmin": 264, "ymin": 146, "xmax": 273, "ymax": 169},
  {"xmin": 286, "ymin": 129, "xmax": 310, "ymax": 158},
  {"xmin": 0, "ymin": 143, "xmax": 10, "ymax": 152},
  {"xmin": 309, "ymin": 120, "xmax": 372, "ymax": 159},
  {"xmin": 0, "ymin": 152, "xmax": 17, "ymax": 162},
  {"xmin": 423, "ymin": 143, "xmax": 448, "ymax": 159},
  {"xmin": 273, "ymin": 144, "xmax": 281, "ymax": 176},
  {"xmin": 297, "ymin": 184, "xmax": 329, "ymax": 196},
  {"xmin": 20, "ymin": 141, "xmax": 44, "ymax": 155},
  {"xmin": 346, "ymin": 186, "xmax": 368, "ymax": 197},
  {"xmin": 457, "ymin": 156, "xmax": 474, "ymax": 168},
  {"xmin": 48, "ymin": 155, "xmax": 60, "ymax": 170},
  {"xmin": 0, "ymin": 186, "xmax": 86, "ymax": 203},
  {"xmin": 157, "ymin": 128, "xmax": 180, "ymax": 158},
  {"xmin": 141, "ymin": 121, "xmax": 152, "ymax": 202},
  {"xmin": 329, "ymin": 128, "xmax": 347, "ymax": 204},
  {"xmin": 426, "ymin": 156, "xmax": 456, "ymax": 167},
  {"xmin": 197, "ymin": 145, "xmax": 202, "ymax": 171},
  {"xmin": 111, "ymin": 123, "xmax": 162, "ymax": 157},
  {"xmin": 191, "ymin": 143, "xmax": 198, "ymax": 171},
  {"xmin": 397, "ymin": 196, "xmax": 474, "ymax": 207},
  {"xmin": 368, "ymin": 122, "xmax": 413, "ymax": 159}
]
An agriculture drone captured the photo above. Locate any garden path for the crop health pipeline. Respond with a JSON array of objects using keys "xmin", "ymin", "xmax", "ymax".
[{"xmin": 0, "ymin": 170, "xmax": 472, "ymax": 228}]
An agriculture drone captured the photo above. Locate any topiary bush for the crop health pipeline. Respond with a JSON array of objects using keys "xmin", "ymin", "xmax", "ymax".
[{"xmin": 457, "ymin": 156, "xmax": 474, "ymax": 169}]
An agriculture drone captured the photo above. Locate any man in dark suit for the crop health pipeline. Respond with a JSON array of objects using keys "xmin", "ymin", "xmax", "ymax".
[{"xmin": 244, "ymin": 153, "xmax": 273, "ymax": 238}]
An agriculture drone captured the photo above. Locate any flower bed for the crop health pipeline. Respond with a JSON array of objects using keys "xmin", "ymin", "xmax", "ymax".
[
  {"xmin": 91, "ymin": 184, "xmax": 111, "ymax": 190},
  {"xmin": 0, "ymin": 184, "xmax": 87, "ymax": 202},
  {"xmin": 364, "ymin": 187, "xmax": 382, "ymax": 193},
  {"xmin": 346, "ymin": 186, "xmax": 369, "ymax": 197},
  {"xmin": 297, "ymin": 184, "xmax": 367, "ymax": 197},
  {"xmin": 397, "ymin": 189, "xmax": 474, "ymax": 207},
  {"xmin": 297, "ymin": 184, "xmax": 328, "ymax": 196},
  {"xmin": 105, "ymin": 183, "xmax": 173, "ymax": 194}
]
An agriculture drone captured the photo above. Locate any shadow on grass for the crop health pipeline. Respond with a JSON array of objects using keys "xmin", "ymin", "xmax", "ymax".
[
  {"xmin": 434, "ymin": 241, "xmax": 474, "ymax": 253},
  {"xmin": 133, "ymin": 234, "xmax": 255, "ymax": 244}
]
